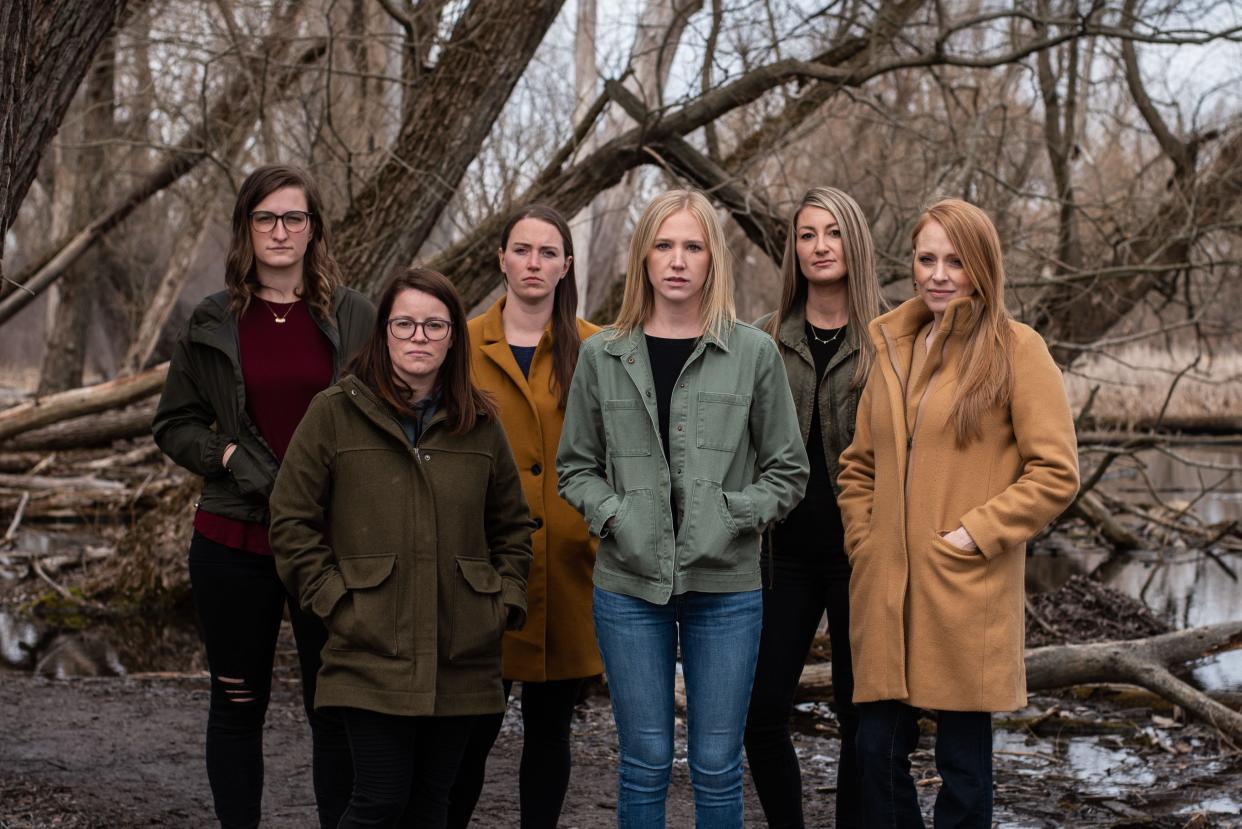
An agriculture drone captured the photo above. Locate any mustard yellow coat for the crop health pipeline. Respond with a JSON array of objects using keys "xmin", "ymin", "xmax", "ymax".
[
  {"xmin": 468, "ymin": 297, "xmax": 603, "ymax": 682},
  {"xmin": 838, "ymin": 297, "xmax": 1079, "ymax": 712}
]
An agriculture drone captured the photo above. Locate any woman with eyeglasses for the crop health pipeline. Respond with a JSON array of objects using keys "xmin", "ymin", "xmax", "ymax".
[
  {"xmin": 448, "ymin": 205, "xmax": 601, "ymax": 829},
  {"xmin": 269, "ymin": 267, "xmax": 534, "ymax": 827},
  {"xmin": 153, "ymin": 165, "xmax": 375, "ymax": 828}
]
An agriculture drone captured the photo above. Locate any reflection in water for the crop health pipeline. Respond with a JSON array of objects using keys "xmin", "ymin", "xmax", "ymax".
[{"xmin": 1029, "ymin": 444, "xmax": 1242, "ymax": 691}]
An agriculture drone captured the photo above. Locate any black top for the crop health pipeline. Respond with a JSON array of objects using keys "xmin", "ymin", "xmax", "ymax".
[
  {"xmin": 773, "ymin": 322, "xmax": 847, "ymax": 568},
  {"xmin": 644, "ymin": 334, "xmax": 698, "ymax": 461},
  {"xmin": 509, "ymin": 344, "xmax": 537, "ymax": 379}
]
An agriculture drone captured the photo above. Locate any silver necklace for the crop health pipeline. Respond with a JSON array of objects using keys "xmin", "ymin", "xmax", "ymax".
[{"xmin": 807, "ymin": 321, "xmax": 845, "ymax": 345}]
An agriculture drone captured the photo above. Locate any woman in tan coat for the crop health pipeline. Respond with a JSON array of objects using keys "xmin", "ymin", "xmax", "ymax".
[
  {"xmin": 449, "ymin": 205, "xmax": 601, "ymax": 829},
  {"xmin": 837, "ymin": 199, "xmax": 1079, "ymax": 828}
]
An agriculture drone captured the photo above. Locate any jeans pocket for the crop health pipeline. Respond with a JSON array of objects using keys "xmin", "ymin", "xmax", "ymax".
[
  {"xmin": 331, "ymin": 554, "xmax": 399, "ymax": 655},
  {"xmin": 448, "ymin": 558, "xmax": 504, "ymax": 662}
]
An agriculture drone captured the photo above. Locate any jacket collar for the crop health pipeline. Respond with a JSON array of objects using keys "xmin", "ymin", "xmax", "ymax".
[
  {"xmin": 189, "ymin": 286, "xmax": 347, "ymax": 356},
  {"xmin": 776, "ymin": 304, "xmax": 859, "ymax": 367},
  {"xmin": 868, "ymin": 295, "xmax": 978, "ymax": 347},
  {"xmin": 601, "ymin": 321, "xmax": 733, "ymax": 356},
  {"xmin": 339, "ymin": 374, "xmax": 447, "ymax": 446}
]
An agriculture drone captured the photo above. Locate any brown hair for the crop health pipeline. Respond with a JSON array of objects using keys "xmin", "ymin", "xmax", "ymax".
[
  {"xmin": 225, "ymin": 165, "xmax": 342, "ymax": 324},
  {"xmin": 349, "ymin": 268, "xmax": 497, "ymax": 433},
  {"xmin": 763, "ymin": 187, "xmax": 886, "ymax": 389},
  {"xmin": 499, "ymin": 205, "xmax": 581, "ymax": 408},
  {"xmin": 912, "ymin": 198, "xmax": 1014, "ymax": 445}
]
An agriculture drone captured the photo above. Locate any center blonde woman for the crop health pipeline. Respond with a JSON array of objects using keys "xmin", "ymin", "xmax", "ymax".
[{"xmin": 557, "ymin": 189, "xmax": 809, "ymax": 828}]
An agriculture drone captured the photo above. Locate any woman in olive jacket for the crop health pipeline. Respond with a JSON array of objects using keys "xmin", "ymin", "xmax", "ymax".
[
  {"xmin": 748, "ymin": 187, "xmax": 886, "ymax": 829},
  {"xmin": 270, "ymin": 268, "xmax": 534, "ymax": 828},
  {"xmin": 153, "ymin": 165, "xmax": 373, "ymax": 829},
  {"xmin": 557, "ymin": 189, "xmax": 808, "ymax": 828},
  {"xmin": 838, "ymin": 199, "xmax": 1079, "ymax": 828}
]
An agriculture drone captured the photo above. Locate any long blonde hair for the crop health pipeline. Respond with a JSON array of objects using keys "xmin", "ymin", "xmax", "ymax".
[
  {"xmin": 611, "ymin": 190, "xmax": 736, "ymax": 341},
  {"xmin": 913, "ymin": 198, "xmax": 1014, "ymax": 445},
  {"xmin": 763, "ymin": 187, "xmax": 885, "ymax": 388}
]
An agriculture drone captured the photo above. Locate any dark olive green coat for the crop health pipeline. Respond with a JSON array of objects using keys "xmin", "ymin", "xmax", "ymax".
[
  {"xmin": 754, "ymin": 309, "xmax": 862, "ymax": 499},
  {"xmin": 269, "ymin": 376, "xmax": 535, "ymax": 717},
  {"xmin": 152, "ymin": 286, "xmax": 375, "ymax": 523}
]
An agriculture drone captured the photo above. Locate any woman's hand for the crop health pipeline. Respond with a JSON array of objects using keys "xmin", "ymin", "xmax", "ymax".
[
  {"xmin": 943, "ymin": 526, "xmax": 977, "ymax": 552},
  {"xmin": 222, "ymin": 443, "xmax": 237, "ymax": 468}
]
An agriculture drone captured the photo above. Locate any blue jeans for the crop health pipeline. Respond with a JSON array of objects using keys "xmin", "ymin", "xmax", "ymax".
[
  {"xmin": 593, "ymin": 587, "xmax": 763, "ymax": 829},
  {"xmin": 856, "ymin": 701, "xmax": 993, "ymax": 828}
]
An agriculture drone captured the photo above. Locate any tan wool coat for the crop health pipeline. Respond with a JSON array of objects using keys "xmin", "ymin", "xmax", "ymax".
[
  {"xmin": 468, "ymin": 297, "xmax": 603, "ymax": 682},
  {"xmin": 837, "ymin": 297, "xmax": 1079, "ymax": 712}
]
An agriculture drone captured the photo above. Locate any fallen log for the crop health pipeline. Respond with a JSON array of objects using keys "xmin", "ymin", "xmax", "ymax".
[
  {"xmin": 1080, "ymin": 414, "xmax": 1242, "ymax": 436},
  {"xmin": 6, "ymin": 402, "xmax": 156, "ymax": 450},
  {"xmin": 1028, "ymin": 622, "xmax": 1242, "ymax": 743},
  {"xmin": 0, "ymin": 364, "xmax": 167, "ymax": 443}
]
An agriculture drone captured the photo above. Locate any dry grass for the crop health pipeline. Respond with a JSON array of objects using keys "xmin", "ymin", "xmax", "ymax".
[{"xmin": 1064, "ymin": 344, "xmax": 1242, "ymax": 420}]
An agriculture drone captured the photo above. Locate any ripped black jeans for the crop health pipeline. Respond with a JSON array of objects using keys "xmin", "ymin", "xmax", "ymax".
[{"xmin": 189, "ymin": 531, "xmax": 352, "ymax": 829}]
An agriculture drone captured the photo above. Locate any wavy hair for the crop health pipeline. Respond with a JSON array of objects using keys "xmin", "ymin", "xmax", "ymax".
[
  {"xmin": 499, "ymin": 205, "xmax": 582, "ymax": 408},
  {"xmin": 913, "ymin": 198, "xmax": 1014, "ymax": 445},
  {"xmin": 763, "ymin": 187, "xmax": 885, "ymax": 388},
  {"xmin": 611, "ymin": 189, "xmax": 736, "ymax": 341},
  {"xmin": 225, "ymin": 165, "xmax": 342, "ymax": 324},
  {"xmin": 349, "ymin": 268, "xmax": 497, "ymax": 434}
]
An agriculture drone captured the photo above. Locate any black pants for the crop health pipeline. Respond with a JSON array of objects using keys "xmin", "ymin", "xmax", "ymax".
[
  {"xmin": 856, "ymin": 701, "xmax": 993, "ymax": 829},
  {"xmin": 188, "ymin": 531, "xmax": 352, "ymax": 829},
  {"xmin": 447, "ymin": 677, "xmax": 584, "ymax": 829},
  {"xmin": 338, "ymin": 708, "xmax": 474, "ymax": 828},
  {"xmin": 744, "ymin": 549, "xmax": 859, "ymax": 829}
]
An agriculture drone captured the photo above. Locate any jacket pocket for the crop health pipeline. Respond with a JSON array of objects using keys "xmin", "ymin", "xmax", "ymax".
[
  {"xmin": 603, "ymin": 399, "xmax": 652, "ymax": 457},
  {"xmin": 680, "ymin": 479, "xmax": 739, "ymax": 570},
  {"xmin": 696, "ymin": 392, "xmax": 750, "ymax": 451},
  {"xmin": 329, "ymin": 554, "xmax": 398, "ymax": 656},
  {"xmin": 449, "ymin": 558, "xmax": 505, "ymax": 662},
  {"xmin": 602, "ymin": 488, "xmax": 658, "ymax": 577},
  {"xmin": 226, "ymin": 444, "xmax": 276, "ymax": 501}
]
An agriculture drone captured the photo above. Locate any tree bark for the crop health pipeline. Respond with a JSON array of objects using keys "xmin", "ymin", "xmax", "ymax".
[
  {"xmin": 0, "ymin": 0, "xmax": 33, "ymax": 288},
  {"xmin": 334, "ymin": 0, "xmax": 568, "ymax": 296},
  {"xmin": 2, "ymin": 0, "xmax": 127, "ymax": 270}
]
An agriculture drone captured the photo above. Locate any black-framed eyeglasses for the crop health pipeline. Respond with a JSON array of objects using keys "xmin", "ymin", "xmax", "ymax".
[
  {"xmin": 388, "ymin": 317, "xmax": 452, "ymax": 341},
  {"xmin": 250, "ymin": 210, "xmax": 313, "ymax": 233}
]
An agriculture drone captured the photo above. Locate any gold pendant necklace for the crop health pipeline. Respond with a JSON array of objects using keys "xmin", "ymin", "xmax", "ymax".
[{"xmin": 259, "ymin": 297, "xmax": 295, "ymax": 324}]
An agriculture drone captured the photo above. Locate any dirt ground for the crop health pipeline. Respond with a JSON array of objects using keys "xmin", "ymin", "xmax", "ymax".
[{"xmin": 3, "ymin": 659, "xmax": 1242, "ymax": 829}]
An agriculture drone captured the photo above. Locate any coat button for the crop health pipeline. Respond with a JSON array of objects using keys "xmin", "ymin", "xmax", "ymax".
[
  {"xmin": 627, "ymin": 356, "xmax": 635, "ymax": 364},
  {"xmin": 423, "ymin": 454, "xmax": 431, "ymax": 461},
  {"xmin": 350, "ymin": 389, "xmax": 357, "ymax": 396},
  {"xmin": 531, "ymin": 464, "xmax": 542, "ymax": 475},
  {"xmin": 533, "ymin": 518, "xmax": 544, "ymax": 530},
  {"xmin": 676, "ymin": 424, "xmax": 683, "ymax": 432},
  {"xmin": 646, "ymin": 390, "xmax": 653, "ymax": 398},
  {"xmin": 680, "ymin": 382, "xmax": 686, "ymax": 389}
]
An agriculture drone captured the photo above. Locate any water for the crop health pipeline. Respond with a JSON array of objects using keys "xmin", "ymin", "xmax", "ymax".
[{"xmin": 1028, "ymin": 443, "xmax": 1242, "ymax": 691}]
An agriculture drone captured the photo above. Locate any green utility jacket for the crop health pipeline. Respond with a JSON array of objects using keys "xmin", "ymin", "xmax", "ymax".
[
  {"xmin": 152, "ymin": 287, "xmax": 375, "ymax": 523},
  {"xmin": 556, "ymin": 322, "xmax": 809, "ymax": 604},
  {"xmin": 754, "ymin": 309, "xmax": 862, "ymax": 498},
  {"xmin": 270, "ymin": 376, "xmax": 534, "ymax": 717}
]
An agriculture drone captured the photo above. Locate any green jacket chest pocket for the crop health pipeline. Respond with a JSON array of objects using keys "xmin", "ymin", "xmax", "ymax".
[
  {"xmin": 696, "ymin": 392, "xmax": 750, "ymax": 451},
  {"xmin": 603, "ymin": 400, "xmax": 652, "ymax": 457}
]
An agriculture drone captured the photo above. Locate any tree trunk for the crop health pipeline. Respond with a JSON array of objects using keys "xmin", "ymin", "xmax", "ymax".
[
  {"xmin": 2, "ymin": 0, "xmax": 127, "ymax": 271},
  {"xmin": 334, "ymin": 0, "xmax": 568, "ymax": 297},
  {"xmin": 0, "ymin": 0, "xmax": 34, "ymax": 288},
  {"xmin": 37, "ymin": 36, "xmax": 118, "ymax": 392}
]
